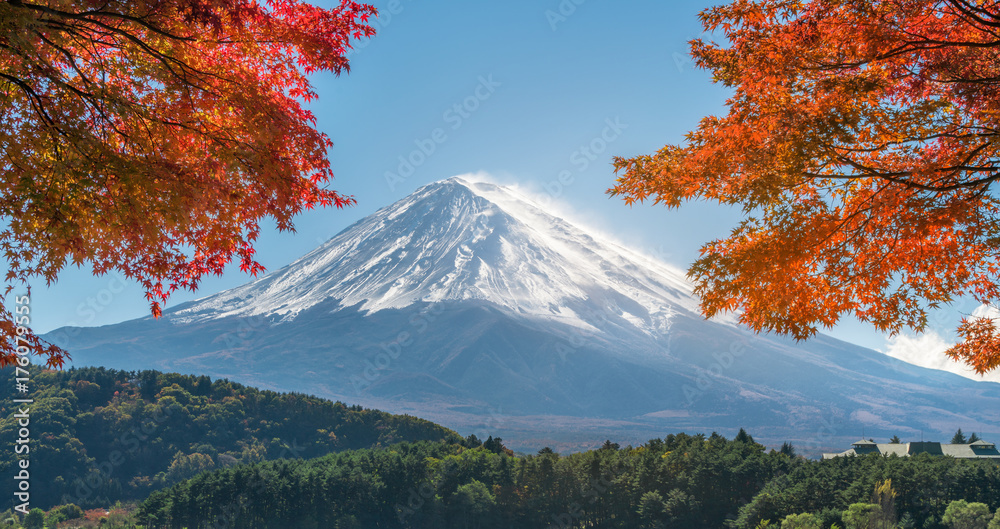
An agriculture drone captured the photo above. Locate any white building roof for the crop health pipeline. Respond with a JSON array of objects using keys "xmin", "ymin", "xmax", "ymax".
[{"xmin": 823, "ymin": 440, "xmax": 1000, "ymax": 460}]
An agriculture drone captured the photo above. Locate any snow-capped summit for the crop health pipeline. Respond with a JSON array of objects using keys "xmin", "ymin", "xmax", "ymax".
[
  {"xmin": 171, "ymin": 176, "xmax": 704, "ymax": 334},
  {"xmin": 48, "ymin": 175, "xmax": 1000, "ymax": 455}
]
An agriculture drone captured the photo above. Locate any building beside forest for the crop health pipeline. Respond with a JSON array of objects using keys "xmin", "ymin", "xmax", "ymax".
[{"xmin": 823, "ymin": 439, "xmax": 1000, "ymax": 460}]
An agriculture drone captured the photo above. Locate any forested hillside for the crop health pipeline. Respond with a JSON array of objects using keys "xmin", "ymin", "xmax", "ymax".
[
  {"xmin": 5, "ymin": 368, "xmax": 1000, "ymax": 528},
  {"xmin": 0, "ymin": 367, "xmax": 459, "ymax": 510},
  {"xmin": 137, "ymin": 433, "xmax": 779, "ymax": 529},
  {"xmin": 136, "ymin": 433, "xmax": 1000, "ymax": 529}
]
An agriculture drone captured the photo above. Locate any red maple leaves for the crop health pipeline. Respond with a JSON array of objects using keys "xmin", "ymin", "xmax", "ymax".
[
  {"xmin": 611, "ymin": 0, "xmax": 1000, "ymax": 372},
  {"xmin": 0, "ymin": 0, "xmax": 375, "ymax": 366}
]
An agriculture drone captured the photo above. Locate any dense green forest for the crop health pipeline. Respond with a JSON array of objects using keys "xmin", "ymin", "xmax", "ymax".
[
  {"xmin": 133, "ymin": 433, "xmax": 1000, "ymax": 529},
  {"xmin": 4, "ymin": 368, "xmax": 1000, "ymax": 529},
  {"xmin": 0, "ymin": 367, "xmax": 460, "ymax": 510}
]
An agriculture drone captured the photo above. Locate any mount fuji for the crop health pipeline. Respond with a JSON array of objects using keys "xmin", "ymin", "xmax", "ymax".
[{"xmin": 46, "ymin": 176, "xmax": 1000, "ymax": 454}]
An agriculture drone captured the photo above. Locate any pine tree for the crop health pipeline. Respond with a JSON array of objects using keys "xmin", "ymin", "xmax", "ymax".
[
  {"xmin": 735, "ymin": 428, "xmax": 755, "ymax": 444},
  {"xmin": 952, "ymin": 429, "xmax": 968, "ymax": 444}
]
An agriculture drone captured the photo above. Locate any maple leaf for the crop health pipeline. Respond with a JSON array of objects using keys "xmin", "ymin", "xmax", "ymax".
[
  {"xmin": 611, "ymin": 0, "xmax": 1000, "ymax": 373},
  {"xmin": 0, "ymin": 0, "xmax": 376, "ymax": 367}
]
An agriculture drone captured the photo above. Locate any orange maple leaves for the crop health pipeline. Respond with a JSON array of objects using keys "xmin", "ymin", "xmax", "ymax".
[
  {"xmin": 0, "ymin": 0, "xmax": 375, "ymax": 366},
  {"xmin": 611, "ymin": 0, "xmax": 1000, "ymax": 372}
]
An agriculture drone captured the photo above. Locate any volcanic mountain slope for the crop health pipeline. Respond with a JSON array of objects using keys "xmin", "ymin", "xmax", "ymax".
[{"xmin": 48, "ymin": 176, "xmax": 1000, "ymax": 453}]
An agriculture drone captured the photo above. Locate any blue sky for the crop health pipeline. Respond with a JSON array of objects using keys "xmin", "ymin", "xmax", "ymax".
[{"xmin": 23, "ymin": 0, "xmax": 991, "ymax": 380}]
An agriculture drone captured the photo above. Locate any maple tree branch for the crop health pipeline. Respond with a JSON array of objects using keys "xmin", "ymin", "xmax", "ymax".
[
  {"xmin": 5, "ymin": 0, "xmax": 197, "ymax": 43},
  {"xmin": 3, "ymin": 30, "xmax": 145, "ymax": 153},
  {"xmin": 822, "ymin": 130, "xmax": 998, "ymax": 154},
  {"xmin": 804, "ymin": 169, "xmax": 1000, "ymax": 193},
  {"xmin": 25, "ymin": 4, "xmax": 234, "ymax": 98},
  {"xmin": 803, "ymin": 140, "xmax": 1000, "ymax": 193},
  {"xmin": 0, "ymin": 0, "xmax": 374, "ymax": 365},
  {"xmin": 0, "ymin": 71, "xmax": 59, "ymax": 130},
  {"xmin": 814, "ymin": 180, "xmax": 894, "ymax": 255},
  {"xmin": 945, "ymin": 0, "xmax": 1000, "ymax": 30},
  {"xmin": 29, "ymin": 32, "xmax": 118, "ymax": 128},
  {"xmin": 37, "ymin": 17, "xmax": 216, "ymax": 92},
  {"xmin": 809, "ymin": 36, "xmax": 1000, "ymax": 71}
]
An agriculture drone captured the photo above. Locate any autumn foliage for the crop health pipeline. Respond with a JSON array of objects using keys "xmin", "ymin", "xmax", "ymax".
[
  {"xmin": 611, "ymin": 0, "xmax": 1000, "ymax": 372},
  {"xmin": 0, "ymin": 0, "xmax": 375, "ymax": 366}
]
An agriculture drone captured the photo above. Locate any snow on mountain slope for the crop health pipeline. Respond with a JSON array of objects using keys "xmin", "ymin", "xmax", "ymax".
[
  {"xmin": 171, "ymin": 176, "xmax": 709, "ymax": 334},
  {"xmin": 47, "ymin": 174, "xmax": 1000, "ymax": 453}
]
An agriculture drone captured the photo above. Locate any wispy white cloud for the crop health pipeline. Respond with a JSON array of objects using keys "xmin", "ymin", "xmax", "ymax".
[
  {"xmin": 883, "ymin": 325, "xmax": 1000, "ymax": 383},
  {"xmin": 972, "ymin": 304, "xmax": 1000, "ymax": 320}
]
